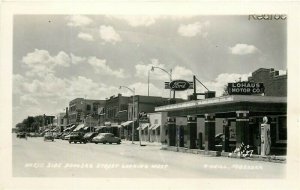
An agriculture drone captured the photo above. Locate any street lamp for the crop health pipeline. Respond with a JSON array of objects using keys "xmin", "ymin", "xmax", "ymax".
[
  {"xmin": 151, "ymin": 66, "xmax": 172, "ymax": 98},
  {"xmin": 119, "ymin": 86, "xmax": 135, "ymax": 144},
  {"xmin": 148, "ymin": 69, "xmax": 150, "ymax": 96}
]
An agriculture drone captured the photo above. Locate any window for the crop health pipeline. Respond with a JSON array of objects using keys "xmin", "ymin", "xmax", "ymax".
[
  {"xmin": 166, "ymin": 129, "xmax": 168, "ymax": 135},
  {"xmin": 152, "ymin": 130, "xmax": 155, "ymax": 135},
  {"xmin": 86, "ymin": 104, "xmax": 91, "ymax": 111},
  {"xmin": 157, "ymin": 129, "xmax": 160, "ymax": 136},
  {"xmin": 154, "ymin": 119, "xmax": 158, "ymax": 124}
]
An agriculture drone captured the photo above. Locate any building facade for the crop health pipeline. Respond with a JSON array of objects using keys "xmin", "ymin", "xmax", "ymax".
[
  {"xmin": 248, "ymin": 68, "xmax": 287, "ymax": 97},
  {"xmin": 155, "ymin": 68, "xmax": 287, "ymax": 155},
  {"xmin": 68, "ymin": 98, "xmax": 106, "ymax": 126}
]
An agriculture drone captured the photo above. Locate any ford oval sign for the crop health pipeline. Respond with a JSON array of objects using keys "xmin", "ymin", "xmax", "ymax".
[{"xmin": 169, "ymin": 80, "xmax": 190, "ymax": 91}]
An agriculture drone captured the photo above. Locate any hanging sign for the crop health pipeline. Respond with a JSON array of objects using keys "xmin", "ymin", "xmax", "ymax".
[
  {"xmin": 227, "ymin": 82, "xmax": 264, "ymax": 95},
  {"xmin": 165, "ymin": 80, "xmax": 193, "ymax": 91}
]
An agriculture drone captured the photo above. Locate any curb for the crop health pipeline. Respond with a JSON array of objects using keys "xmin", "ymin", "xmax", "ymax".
[
  {"xmin": 122, "ymin": 141, "xmax": 162, "ymax": 147},
  {"xmin": 161, "ymin": 146, "xmax": 286, "ymax": 163}
]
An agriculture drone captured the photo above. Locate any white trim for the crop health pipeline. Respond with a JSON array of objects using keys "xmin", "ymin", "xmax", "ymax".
[
  {"xmin": 236, "ymin": 111, "xmax": 249, "ymax": 114},
  {"xmin": 236, "ymin": 119, "xmax": 250, "ymax": 122},
  {"xmin": 155, "ymin": 95, "xmax": 286, "ymax": 112}
]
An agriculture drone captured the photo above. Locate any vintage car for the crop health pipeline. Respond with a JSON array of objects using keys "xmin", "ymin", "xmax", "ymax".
[
  {"xmin": 69, "ymin": 132, "xmax": 86, "ymax": 144},
  {"xmin": 60, "ymin": 132, "xmax": 71, "ymax": 140},
  {"xmin": 44, "ymin": 132, "xmax": 54, "ymax": 141},
  {"xmin": 92, "ymin": 133, "xmax": 121, "ymax": 144},
  {"xmin": 17, "ymin": 132, "xmax": 27, "ymax": 139},
  {"xmin": 83, "ymin": 132, "xmax": 98, "ymax": 143}
]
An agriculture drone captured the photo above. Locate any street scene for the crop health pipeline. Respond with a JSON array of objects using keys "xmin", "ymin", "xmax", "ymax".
[
  {"xmin": 11, "ymin": 14, "xmax": 287, "ymax": 179},
  {"xmin": 13, "ymin": 135, "xmax": 285, "ymax": 178}
]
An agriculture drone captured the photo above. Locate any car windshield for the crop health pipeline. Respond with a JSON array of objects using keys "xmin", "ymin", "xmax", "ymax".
[
  {"xmin": 84, "ymin": 133, "xmax": 94, "ymax": 137},
  {"xmin": 45, "ymin": 132, "xmax": 52, "ymax": 136}
]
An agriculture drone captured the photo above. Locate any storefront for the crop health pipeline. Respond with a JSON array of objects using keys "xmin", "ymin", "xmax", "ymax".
[{"xmin": 155, "ymin": 95, "xmax": 287, "ymax": 155}]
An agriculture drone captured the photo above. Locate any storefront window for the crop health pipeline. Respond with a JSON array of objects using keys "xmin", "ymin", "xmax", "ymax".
[
  {"xmin": 157, "ymin": 129, "xmax": 160, "ymax": 135},
  {"xmin": 277, "ymin": 116, "xmax": 287, "ymax": 142}
]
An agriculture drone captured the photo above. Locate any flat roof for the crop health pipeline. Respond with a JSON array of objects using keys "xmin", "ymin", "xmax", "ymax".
[{"xmin": 155, "ymin": 95, "xmax": 286, "ymax": 112}]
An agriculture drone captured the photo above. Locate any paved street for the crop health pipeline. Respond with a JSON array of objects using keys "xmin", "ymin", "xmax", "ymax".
[{"xmin": 13, "ymin": 135, "xmax": 285, "ymax": 178}]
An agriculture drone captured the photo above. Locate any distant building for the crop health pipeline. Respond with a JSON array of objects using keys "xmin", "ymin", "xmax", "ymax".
[
  {"xmin": 68, "ymin": 98, "xmax": 106, "ymax": 125},
  {"xmin": 122, "ymin": 95, "xmax": 185, "ymax": 141},
  {"xmin": 104, "ymin": 94, "xmax": 130, "ymax": 124}
]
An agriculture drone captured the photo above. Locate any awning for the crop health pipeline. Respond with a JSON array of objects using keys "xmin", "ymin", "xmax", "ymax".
[
  {"xmin": 151, "ymin": 124, "xmax": 160, "ymax": 130},
  {"xmin": 95, "ymin": 126, "xmax": 106, "ymax": 130},
  {"xmin": 73, "ymin": 124, "xmax": 85, "ymax": 131},
  {"xmin": 111, "ymin": 123, "xmax": 120, "ymax": 128},
  {"xmin": 63, "ymin": 124, "xmax": 75, "ymax": 132},
  {"xmin": 121, "ymin": 121, "xmax": 133, "ymax": 127},
  {"xmin": 137, "ymin": 123, "xmax": 149, "ymax": 130}
]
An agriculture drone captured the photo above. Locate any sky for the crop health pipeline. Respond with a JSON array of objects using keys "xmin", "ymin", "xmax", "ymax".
[{"xmin": 12, "ymin": 15, "xmax": 287, "ymax": 126}]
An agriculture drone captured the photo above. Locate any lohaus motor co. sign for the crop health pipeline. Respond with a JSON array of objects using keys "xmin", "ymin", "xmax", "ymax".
[{"xmin": 227, "ymin": 82, "xmax": 264, "ymax": 95}]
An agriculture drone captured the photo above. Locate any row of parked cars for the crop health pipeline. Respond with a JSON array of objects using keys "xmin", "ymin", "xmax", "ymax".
[{"xmin": 44, "ymin": 131, "xmax": 121, "ymax": 145}]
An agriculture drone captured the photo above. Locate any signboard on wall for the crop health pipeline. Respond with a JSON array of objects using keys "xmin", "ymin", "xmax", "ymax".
[{"xmin": 227, "ymin": 82, "xmax": 264, "ymax": 95}]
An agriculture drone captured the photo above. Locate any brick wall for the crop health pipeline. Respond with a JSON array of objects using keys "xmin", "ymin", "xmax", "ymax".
[{"xmin": 248, "ymin": 68, "xmax": 287, "ymax": 97}]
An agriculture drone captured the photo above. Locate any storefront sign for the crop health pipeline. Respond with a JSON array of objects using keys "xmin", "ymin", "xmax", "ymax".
[
  {"xmin": 165, "ymin": 80, "xmax": 193, "ymax": 91},
  {"xmin": 139, "ymin": 112, "xmax": 149, "ymax": 123},
  {"xmin": 227, "ymin": 82, "xmax": 264, "ymax": 95}
]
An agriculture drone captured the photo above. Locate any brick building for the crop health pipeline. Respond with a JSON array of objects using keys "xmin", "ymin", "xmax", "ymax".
[
  {"xmin": 68, "ymin": 98, "xmax": 106, "ymax": 125},
  {"xmin": 248, "ymin": 68, "xmax": 287, "ymax": 97}
]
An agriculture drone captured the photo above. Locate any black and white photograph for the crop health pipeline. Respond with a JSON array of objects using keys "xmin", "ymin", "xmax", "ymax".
[{"xmin": 1, "ymin": 1, "xmax": 300, "ymax": 190}]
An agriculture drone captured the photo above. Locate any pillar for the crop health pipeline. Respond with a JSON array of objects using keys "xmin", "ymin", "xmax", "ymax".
[
  {"xmin": 270, "ymin": 116, "xmax": 277, "ymax": 147},
  {"xmin": 187, "ymin": 115, "xmax": 197, "ymax": 149},
  {"xmin": 167, "ymin": 117, "xmax": 176, "ymax": 146},
  {"xmin": 222, "ymin": 119, "xmax": 230, "ymax": 152},
  {"xmin": 205, "ymin": 113, "xmax": 215, "ymax": 151},
  {"xmin": 236, "ymin": 111, "xmax": 249, "ymax": 147}
]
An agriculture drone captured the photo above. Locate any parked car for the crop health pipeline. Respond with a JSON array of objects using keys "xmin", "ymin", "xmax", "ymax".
[
  {"xmin": 69, "ymin": 132, "xmax": 86, "ymax": 144},
  {"xmin": 92, "ymin": 133, "xmax": 121, "ymax": 144},
  {"xmin": 55, "ymin": 132, "xmax": 63, "ymax": 139},
  {"xmin": 215, "ymin": 133, "xmax": 224, "ymax": 145},
  {"xmin": 60, "ymin": 132, "xmax": 70, "ymax": 140},
  {"xmin": 64, "ymin": 134, "xmax": 71, "ymax": 140},
  {"xmin": 44, "ymin": 132, "xmax": 54, "ymax": 141},
  {"xmin": 83, "ymin": 132, "xmax": 98, "ymax": 143},
  {"xmin": 17, "ymin": 132, "xmax": 27, "ymax": 139}
]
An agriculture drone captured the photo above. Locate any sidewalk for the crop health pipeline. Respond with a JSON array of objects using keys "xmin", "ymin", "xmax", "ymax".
[
  {"xmin": 161, "ymin": 146, "xmax": 286, "ymax": 163},
  {"xmin": 121, "ymin": 140, "xmax": 162, "ymax": 147}
]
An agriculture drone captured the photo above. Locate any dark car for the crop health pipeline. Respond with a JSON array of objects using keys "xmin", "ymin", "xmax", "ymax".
[
  {"xmin": 69, "ymin": 132, "xmax": 86, "ymax": 144},
  {"xmin": 44, "ymin": 132, "xmax": 54, "ymax": 141},
  {"xmin": 83, "ymin": 132, "xmax": 98, "ymax": 143},
  {"xmin": 215, "ymin": 133, "xmax": 224, "ymax": 145},
  {"xmin": 92, "ymin": 133, "xmax": 121, "ymax": 144},
  {"xmin": 17, "ymin": 132, "xmax": 27, "ymax": 139},
  {"xmin": 55, "ymin": 132, "xmax": 63, "ymax": 139}
]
